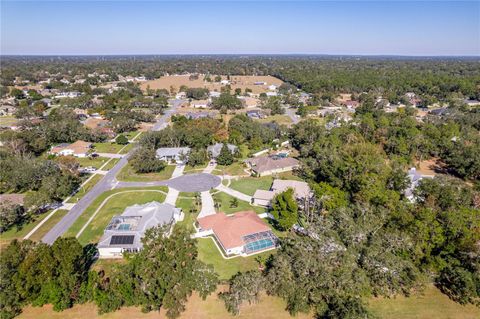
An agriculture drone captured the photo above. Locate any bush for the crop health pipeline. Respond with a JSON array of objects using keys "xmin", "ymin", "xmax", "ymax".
[
  {"xmin": 129, "ymin": 147, "xmax": 166, "ymax": 173},
  {"xmin": 115, "ymin": 135, "xmax": 129, "ymax": 145}
]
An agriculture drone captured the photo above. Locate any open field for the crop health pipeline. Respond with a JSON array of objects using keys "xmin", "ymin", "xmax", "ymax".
[
  {"xmin": 63, "ymin": 186, "xmax": 168, "ymax": 239},
  {"xmin": 141, "ymin": 75, "xmax": 283, "ymax": 95},
  {"xmin": 117, "ymin": 163, "xmax": 175, "ymax": 182},
  {"xmin": 93, "ymin": 142, "xmax": 125, "ymax": 154},
  {"xmin": 28, "ymin": 210, "xmax": 69, "ymax": 241},
  {"xmin": 67, "ymin": 174, "xmax": 103, "ymax": 203},
  {"xmin": 0, "ymin": 115, "xmax": 19, "ymax": 126},
  {"xmin": 213, "ymin": 162, "xmax": 247, "ymax": 176},
  {"xmin": 229, "ymin": 176, "xmax": 273, "ymax": 196},
  {"xmin": 257, "ymin": 114, "xmax": 293, "ymax": 126},
  {"xmin": 197, "ymin": 237, "xmax": 272, "ymax": 280},
  {"xmin": 367, "ymin": 285, "xmax": 480, "ymax": 319},
  {"xmin": 0, "ymin": 210, "xmax": 52, "ymax": 248},
  {"xmin": 16, "ymin": 284, "xmax": 480, "ymax": 319},
  {"xmin": 76, "ymin": 190, "xmax": 167, "ymax": 245},
  {"xmin": 76, "ymin": 156, "xmax": 110, "ymax": 169},
  {"xmin": 212, "ymin": 191, "xmax": 265, "ymax": 214}
]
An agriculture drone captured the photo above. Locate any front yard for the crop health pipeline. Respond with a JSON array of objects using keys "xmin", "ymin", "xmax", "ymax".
[
  {"xmin": 93, "ymin": 142, "xmax": 125, "ymax": 154},
  {"xmin": 75, "ymin": 156, "xmax": 110, "ymax": 169},
  {"xmin": 66, "ymin": 174, "xmax": 103, "ymax": 203},
  {"xmin": 117, "ymin": 163, "xmax": 175, "ymax": 182},
  {"xmin": 213, "ymin": 162, "xmax": 247, "ymax": 176},
  {"xmin": 229, "ymin": 176, "xmax": 273, "ymax": 196}
]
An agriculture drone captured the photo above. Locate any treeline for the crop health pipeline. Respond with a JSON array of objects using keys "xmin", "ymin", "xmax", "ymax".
[
  {"xmin": 0, "ymin": 227, "xmax": 218, "ymax": 319},
  {"xmin": 2, "ymin": 56, "xmax": 478, "ymax": 102}
]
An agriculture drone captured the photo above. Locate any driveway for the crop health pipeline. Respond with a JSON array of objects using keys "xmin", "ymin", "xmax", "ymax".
[{"xmin": 198, "ymin": 191, "xmax": 215, "ymax": 218}]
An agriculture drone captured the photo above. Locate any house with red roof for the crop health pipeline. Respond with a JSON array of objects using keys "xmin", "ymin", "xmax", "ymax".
[{"xmin": 195, "ymin": 211, "xmax": 278, "ymax": 256}]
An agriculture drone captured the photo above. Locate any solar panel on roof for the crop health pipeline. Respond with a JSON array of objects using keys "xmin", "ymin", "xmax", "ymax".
[{"xmin": 110, "ymin": 235, "xmax": 135, "ymax": 245}]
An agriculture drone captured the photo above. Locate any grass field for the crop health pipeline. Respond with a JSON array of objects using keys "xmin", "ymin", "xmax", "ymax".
[
  {"xmin": 117, "ymin": 164, "xmax": 175, "ymax": 182},
  {"xmin": 0, "ymin": 210, "xmax": 52, "ymax": 248},
  {"xmin": 184, "ymin": 162, "xmax": 208, "ymax": 173},
  {"xmin": 229, "ymin": 176, "xmax": 273, "ymax": 196},
  {"xmin": 212, "ymin": 191, "xmax": 265, "ymax": 214},
  {"xmin": 119, "ymin": 143, "xmax": 135, "ymax": 154},
  {"xmin": 102, "ymin": 158, "xmax": 119, "ymax": 170},
  {"xmin": 67, "ymin": 174, "xmax": 103, "ymax": 203},
  {"xmin": 0, "ymin": 115, "xmax": 19, "ymax": 126},
  {"xmin": 76, "ymin": 190, "xmax": 167, "ymax": 245},
  {"xmin": 257, "ymin": 114, "xmax": 293, "ymax": 126},
  {"xmin": 28, "ymin": 210, "xmax": 69, "ymax": 242},
  {"xmin": 63, "ymin": 186, "xmax": 168, "ymax": 240},
  {"xmin": 75, "ymin": 157, "xmax": 110, "ymax": 169},
  {"xmin": 93, "ymin": 142, "xmax": 125, "ymax": 154},
  {"xmin": 214, "ymin": 162, "xmax": 247, "ymax": 176},
  {"xmin": 367, "ymin": 285, "xmax": 480, "ymax": 319},
  {"xmin": 197, "ymin": 237, "xmax": 273, "ymax": 280}
]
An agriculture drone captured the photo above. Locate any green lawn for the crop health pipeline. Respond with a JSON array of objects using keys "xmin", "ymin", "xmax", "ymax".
[
  {"xmin": 93, "ymin": 142, "xmax": 125, "ymax": 154},
  {"xmin": 117, "ymin": 163, "xmax": 175, "ymax": 182},
  {"xmin": 0, "ymin": 116, "xmax": 19, "ymax": 126},
  {"xmin": 184, "ymin": 163, "xmax": 208, "ymax": 173},
  {"xmin": 0, "ymin": 210, "xmax": 52, "ymax": 248},
  {"xmin": 367, "ymin": 285, "xmax": 480, "ymax": 319},
  {"xmin": 214, "ymin": 162, "xmax": 247, "ymax": 176},
  {"xmin": 28, "ymin": 210, "xmax": 69, "ymax": 242},
  {"xmin": 76, "ymin": 190, "xmax": 167, "ymax": 245},
  {"xmin": 229, "ymin": 176, "xmax": 273, "ymax": 196},
  {"xmin": 67, "ymin": 174, "xmax": 103, "ymax": 203},
  {"xmin": 102, "ymin": 158, "xmax": 120, "ymax": 170},
  {"xmin": 119, "ymin": 143, "xmax": 135, "ymax": 154},
  {"xmin": 123, "ymin": 131, "xmax": 141, "ymax": 140},
  {"xmin": 75, "ymin": 157, "xmax": 110, "ymax": 169},
  {"xmin": 63, "ymin": 186, "xmax": 168, "ymax": 240},
  {"xmin": 197, "ymin": 237, "xmax": 273, "ymax": 280},
  {"xmin": 257, "ymin": 114, "xmax": 293, "ymax": 126},
  {"xmin": 212, "ymin": 191, "xmax": 265, "ymax": 214}
]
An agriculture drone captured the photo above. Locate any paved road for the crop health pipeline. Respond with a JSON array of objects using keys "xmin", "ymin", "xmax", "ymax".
[
  {"xmin": 42, "ymin": 103, "xmax": 181, "ymax": 244},
  {"xmin": 284, "ymin": 106, "xmax": 300, "ymax": 124}
]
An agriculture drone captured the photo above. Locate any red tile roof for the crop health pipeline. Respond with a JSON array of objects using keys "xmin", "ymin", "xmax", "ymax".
[{"xmin": 197, "ymin": 211, "xmax": 271, "ymax": 249}]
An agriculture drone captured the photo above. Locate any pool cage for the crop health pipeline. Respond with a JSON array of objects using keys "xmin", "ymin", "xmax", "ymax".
[
  {"xmin": 243, "ymin": 231, "xmax": 278, "ymax": 254},
  {"xmin": 105, "ymin": 216, "xmax": 141, "ymax": 232}
]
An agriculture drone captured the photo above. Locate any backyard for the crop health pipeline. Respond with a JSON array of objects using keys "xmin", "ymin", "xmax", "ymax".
[
  {"xmin": 213, "ymin": 162, "xmax": 248, "ymax": 176},
  {"xmin": 211, "ymin": 191, "xmax": 265, "ymax": 214},
  {"xmin": 117, "ymin": 163, "xmax": 175, "ymax": 182}
]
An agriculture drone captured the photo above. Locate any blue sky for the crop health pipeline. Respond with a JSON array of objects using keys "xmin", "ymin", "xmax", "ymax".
[{"xmin": 1, "ymin": 1, "xmax": 479, "ymax": 55}]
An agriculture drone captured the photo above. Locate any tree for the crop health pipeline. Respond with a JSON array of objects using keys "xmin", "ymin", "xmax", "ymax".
[
  {"xmin": 211, "ymin": 93, "xmax": 242, "ymax": 114},
  {"xmin": 230, "ymin": 197, "xmax": 239, "ymax": 208},
  {"xmin": 187, "ymin": 148, "xmax": 208, "ymax": 167},
  {"xmin": 219, "ymin": 271, "xmax": 265, "ymax": 315},
  {"xmin": 115, "ymin": 134, "xmax": 129, "ymax": 145},
  {"xmin": 0, "ymin": 200, "xmax": 25, "ymax": 233},
  {"xmin": 271, "ymin": 189, "xmax": 298, "ymax": 231},
  {"xmin": 129, "ymin": 147, "xmax": 166, "ymax": 173},
  {"xmin": 216, "ymin": 143, "xmax": 234, "ymax": 166}
]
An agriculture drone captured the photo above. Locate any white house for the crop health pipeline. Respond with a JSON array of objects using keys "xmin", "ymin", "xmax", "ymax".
[
  {"xmin": 405, "ymin": 167, "xmax": 434, "ymax": 202},
  {"xmin": 98, "ymin": 202, "xmax": 183, "ymax": 258},
  {"xmin": 156, "ymin": 147, "xmax": 191, "ymax": 164},
  {"xmin": 50, "ymin": 140, "xmax": 92, "ymax": 158}
]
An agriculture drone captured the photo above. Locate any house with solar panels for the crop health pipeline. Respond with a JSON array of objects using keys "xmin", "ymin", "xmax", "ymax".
[
  {"xmin": 97, "ymin": 201, "xmax": 183, "ymax": 258},
  {"xmin": 195, "ymin": 211, "xmax": 278, "ymax": 256}
]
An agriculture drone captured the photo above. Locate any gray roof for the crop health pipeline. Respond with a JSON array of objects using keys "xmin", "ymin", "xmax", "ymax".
[
  {"xmin": 98, "ymin": 202, "xmax": 181, "ymax": 250},
  {"xmin": 156, "ymin": 147, "xmax": 190, "ymax": 158},
  {"xmin": 207, "ymin": 143, "xmax": 237, "ymax": 158}
]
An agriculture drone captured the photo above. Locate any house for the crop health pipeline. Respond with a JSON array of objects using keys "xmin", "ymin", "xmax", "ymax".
[
  {"xmin": 84, "ymin": 117, "xmax": 115, "ymax": 138},
  {"xmin": 238, "ymin": 96, "xmax": 259, "ymax": 108},
  {"xmin": 50, "ymin": 140, "xmax": 92, "ymax": 158},
  {"xmin": 175, "ymin": 92, "xmax": 186, "ymax": 99},
  {"xmin": 220, "ymin": 80, "xmax": 230, "ymax": 85},
  {"xmin": 268, "ymin": 85, "xmax": 277, "ymax": 91},
  {"xmin": 97, "ymin": 202, "xmax": 183, "ymax": 258},
  {"xmin": 190, "ymin": 100, "xmax": 209, "ymax": 108},
  {"xmin": 245, "ymin": 156, "xmax": 300, "ymax": 177},
  {"xmin": 207, "ymin": 143, "xmax": 237, "ymax": 159},
  {"xmin": 246, "ymin": 110, "xmax": 266, "ymax": 119},
  {"xmin": 464, "ymin": 99, "xmax": 480, "ymax": 106},
  {"xmin": 209, "ymin": 91, "xmax": 221, "ymax": 98},
  {"xmin": 266, "ymin": 91, "xmax": 277, "ymax": 97},
  {"xmin": 156, "ymin": 147, "xmax": 191, "ymax": 164},
  {"xmin": 254, "ymin": 81, "xmax": 266, "ymax": 85},
  {"xmin": 253, "ymin": 179, "xmax": 311, "ymax": 206},
  {"xmin": 195, "ymin": 211, "xmax": 278, "ymax": 256},
  {"xmin": 342, "ymin": 100, "xmax": 359, "ymax": 109},
  {"xmin": 404, "ymin": 167, "xmax": 434, "ymax": 202},
  {"xmin": 54, "ymin": 91, "xmax": 82, "ymax": 99},
  {"xmin": 185, "ymin": 111, "xmax": 214, "ymax": 120}
]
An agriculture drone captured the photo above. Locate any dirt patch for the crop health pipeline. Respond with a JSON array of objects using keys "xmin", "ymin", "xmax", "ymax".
[
  {"xmin": 141, "ymin": 75, "xmax": 283, "ymax": 95},
  {"xmin": 416, "ymin": 158, "xmax": 445, "ymax": 176}
]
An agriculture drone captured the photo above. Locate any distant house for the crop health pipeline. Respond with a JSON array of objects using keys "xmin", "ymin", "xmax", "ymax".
[
  {"xmin": 246, "ymin": 110, "xmax": 266, "ymax": 119},
  {"xmin": 54, "ymin": 91, "xmax": 82, "ymax": 99},
  {"xmin": 50, "ymin": 140, "xmax": 92, "ymax": 158},
  {"xmin": 245, "ymin": 156, "xmax": 300, "ymax": 177},
  {"xmin": 209, "ymin": 91, "xmax": 221, "ymax": 98},
  {"xmin": 429, "ymin": 107, "xmax": 449, "ymax": 116},
  {"xmin": 268, "ymin": 85, "xmax": 277, "ymax": 91},
  {"xmin": 84, "ymin": 117, "xmax": 115, "ymax": 138},
  {"xmin": 464, "ymin": 99, "xmax": 480, "ymax": 106},
  {"xmin": 342, "ymin": 100, "xmax": 359, "ymax": 109},
  {"xmin": 156, "ymin": 147, "xmax": 191, "ymax": 164},
  {"xmin": 185, "ymin": 111, "xmax": 214, "ymax": 120},
  {"xmin": 238, "ymin": 96, "xmax": 259, "ymax": 108},
  {"xmin": 254, "ymin": 81, "xmax": 266, "ymax": 85},
  {"xmin": 190, "ymin": 100, "xmax": 209, "ymax": 109},
  {"xmin": 253, "ymin": 179, "xmax": 311, "ymax": 207},
  {"xmin": 266, "ymin": 91, "xmax": 278, "ymax": 97},
  {"xmin": 98, "ymin": 202, "xmax": 183, "ymax": 258},
  {"xmin": 207, "ymin": 143, "xmax": 237, "ymax": 159},
  {"xmin": 195, "ymin": 211, "xmax": 278, "ymax": 256},
  {"xmin": 220, "ymin": 80, "xmax": 230, "ymax": 85},
  {"xmin": 405, "ymin": 167, "xmax": 434, "ymax": 202}
]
